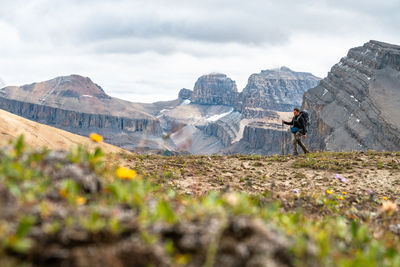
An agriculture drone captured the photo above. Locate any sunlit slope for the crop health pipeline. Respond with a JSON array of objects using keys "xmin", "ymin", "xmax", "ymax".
[{"xmin": 0, "ymin": 108, "xmax": 125, "ymax": 153}]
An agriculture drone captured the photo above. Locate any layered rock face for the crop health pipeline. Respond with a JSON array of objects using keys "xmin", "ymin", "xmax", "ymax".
[
  {"xmin": 237, "ymin": 67, "xmax": 321, "ymax": 117},
  {"xmin": 0, "ymin": 96, "xmax": 162, "ymax": 150},
  {"xmin": 191, "ymin": 73, "xmax": 238, "ymax": 106},
  {"xmin": 302, "ymin": 40, "xmax": 400, "ymax": 152},
  {"xmin": 0, "ymin": 75, "xmax": 165, "ymax": 151},
  {"xmin": 201, "ymin": 112, "xmax": 242, "ymax": 147},
  {"xmin": 224, "ymin": 120, "xmax": 292, "ymax": 155}
]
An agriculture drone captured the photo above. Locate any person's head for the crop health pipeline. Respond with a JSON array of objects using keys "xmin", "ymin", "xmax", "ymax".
[{"xmin": 293, "ymin": 107, "xmax": 300, "ymax": 116}]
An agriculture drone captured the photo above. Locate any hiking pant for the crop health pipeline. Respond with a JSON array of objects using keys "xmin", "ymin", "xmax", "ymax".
[{"xmin": 293, "ymin": 131, "xmax": 309, "ymax": 155}]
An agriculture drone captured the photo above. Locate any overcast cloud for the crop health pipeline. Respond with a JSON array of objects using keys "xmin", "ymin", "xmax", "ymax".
[{"xmin": 0, "ymin": 0, "xmax": 399, "ymax": 102}]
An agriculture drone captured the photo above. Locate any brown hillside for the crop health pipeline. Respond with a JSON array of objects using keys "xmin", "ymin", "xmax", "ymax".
[{"xmin": 0, "ymin": 108, "xmax": 126, "ymax": 153}]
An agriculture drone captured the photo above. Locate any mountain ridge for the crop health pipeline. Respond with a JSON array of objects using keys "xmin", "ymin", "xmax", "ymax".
[
  {"xmin": 299, "ymin": 40, "xmax": 400, "ymax": 152},
  {"xmin": 6, "ymin": 40, "xmax": 398, "ymax": 156}
]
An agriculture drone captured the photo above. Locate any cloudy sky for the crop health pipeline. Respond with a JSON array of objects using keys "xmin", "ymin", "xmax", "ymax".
[{"xmin": 0, "ymin": 0, "xmax": 399, "ymax": 102}]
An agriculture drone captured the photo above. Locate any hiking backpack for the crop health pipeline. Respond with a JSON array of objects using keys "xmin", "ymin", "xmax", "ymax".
[{"xmin": 299, "ymin": 110, "xmax": 310, "ymax": 133}]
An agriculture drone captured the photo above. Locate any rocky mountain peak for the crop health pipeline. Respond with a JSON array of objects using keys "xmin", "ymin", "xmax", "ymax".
[
  {"xmin": 19, "ymin": 74, "xmax": 109, "ymax": 99},
  {"xmin": 237, "ymin": 67, "xmax": 321, "ymax": 116},
  {"xmin": 191, "ymin": 73, "xmax": 238, "ymax": 106},
  {"xmin": 302, "ymin": 40, "xmax": 400, "ymax": 152},
  {"xmin": 178, "ymin": 88, "xmax": 193, "ymax": 100},
  {"xmin": 0, "ymin": 74, "xmax": 158, "ymax": 119},
  {"xmin": 260, "ymin": 66, "xmax": 320, "ymax": 81},
  {"xmin": 345, "ymin": 40, "xmax": 400, "ymax": 72}
]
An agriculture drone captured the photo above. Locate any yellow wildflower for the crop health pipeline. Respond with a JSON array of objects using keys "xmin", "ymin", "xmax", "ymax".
[
  {"xmin": 76, "ymin": 196, "xmax": 87, "ymax": 205},
  {"xmin": 342, "ymin": 191, "xmax": 347, "ymax": 195},
  {"xmin": 382, "ymin": 201, "xmax": 397, "ymax": 214},
  {"xmin": 174, "ymin": 254, "xmax": 190, "ymax": 265},
  {"xmin": 326, "ymin": 190, "xmax": 333, "ymax": 195},
  {"xmin": 59, "ymin": 188, "xmax": 68, "ymax": 198},
  {"xmin": 338, "ymin": 196, "xmax": 344, "ymax": 200},
  {"xmin": 116, "ymin": 167, "xmax": 137, "ymax": 180},
  {"xmin": 90, "ymin": 133, "xmax": 103, "ymax": 143},
  {"xmin": 382, "ymin": 196, "xmax": 388, "ymax": 200}
]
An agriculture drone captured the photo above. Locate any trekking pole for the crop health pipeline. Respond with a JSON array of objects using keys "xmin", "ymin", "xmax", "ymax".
[{"xmin": 281, "ymin": 122, "xmax": 285, "ymax": 156}]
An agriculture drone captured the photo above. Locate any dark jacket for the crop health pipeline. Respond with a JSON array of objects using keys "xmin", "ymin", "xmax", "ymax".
[{"xmin": 283, "ymin": 114, "xmax": 306, "ymax": 134}]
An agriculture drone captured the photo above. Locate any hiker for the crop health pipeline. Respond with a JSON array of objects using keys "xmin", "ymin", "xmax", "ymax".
[{"xmin": 282, "ymin": 108, "xmax": 310, "ymax": 156}]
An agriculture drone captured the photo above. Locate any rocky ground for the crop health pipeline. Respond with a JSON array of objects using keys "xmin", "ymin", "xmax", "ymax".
[
  {"xmin": 0, "ymin": 137, "xmax": 399, "ymax": 266},
  {"xmin": 121, "ymin": 151, "xmax": 400, "ymax": 201}
]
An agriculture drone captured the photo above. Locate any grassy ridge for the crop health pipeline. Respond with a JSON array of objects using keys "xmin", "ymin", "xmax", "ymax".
[{"xmin": 0, "ymin": 136, "xmax": 399, "ymax": 266}]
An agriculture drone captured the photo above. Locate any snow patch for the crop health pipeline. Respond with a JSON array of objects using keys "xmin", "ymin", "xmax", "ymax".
[
  {"xmin": 207, "ymin": 108, "xmax": 234, "ymax": 122},
  {"xmin": 81, "ymin": 95, "xmax": 93, "ymax": 98},
  {"xmin": 322, "ymin": 89, "xmax": 328, "ymax": 97},
  {"xmin": 180, "ymin": 99, "xmax": 191, "ymax": 106},
  {"xmin": 350, "ymin": 95, "xmax": 359, "ymax": 102},
  {"xmin": 356, "ymin": 119, "xmax": 360, "ymax": 123}
]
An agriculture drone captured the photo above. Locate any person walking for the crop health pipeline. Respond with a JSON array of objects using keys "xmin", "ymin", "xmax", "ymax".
[{"xmin": 282, "ymin": 107, "xmax": 310, "ymax": 156}]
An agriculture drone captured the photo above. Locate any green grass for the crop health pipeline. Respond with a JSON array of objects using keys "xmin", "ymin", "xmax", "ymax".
[{"xmin": 0, "ymin": 136, "xmax": 399, "ymax": 266}]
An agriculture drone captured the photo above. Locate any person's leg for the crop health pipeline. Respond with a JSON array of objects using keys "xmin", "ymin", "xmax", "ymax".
[
  {"xmin": 292, "ymin": 133, "xmax": 298, "ymax": 155},
  {"xmin": 297, "ymin": 132, "xmax": 310, "ymax": 153}
]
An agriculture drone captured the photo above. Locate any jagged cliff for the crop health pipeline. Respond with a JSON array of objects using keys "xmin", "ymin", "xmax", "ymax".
[
  {"xmin": 237, "ymin": 67, "xmax": 321, "ymax": 117},
  {"xmin": 224, "ymin": 119, "xmax": 292, "ymax": 155},
  {"xmin": 165, "ymin": 70, "xmax": 315, "ymax": 154},
  {"xmin": 0, "ymin": 96, "xmax": 162, "ymax": 150},
  {"xmin": 0, "ymin": 75, "xmax": 167, "ymax": 151},
  {"xmin": 191, "ymin": 73, "xmax": 238, "ymax": 106},
  {"xmin": 201, "ymin": 112, "xmax": 242, "ymax": 147},
  {"xmin": 302, "ymin": 40, "xmax": 400, "ymax": 152}
]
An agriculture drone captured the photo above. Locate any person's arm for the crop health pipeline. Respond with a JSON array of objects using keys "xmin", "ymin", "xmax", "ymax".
[{"xmin": 282, "ymin": 118, "xmax": 293, "ymax": 125}]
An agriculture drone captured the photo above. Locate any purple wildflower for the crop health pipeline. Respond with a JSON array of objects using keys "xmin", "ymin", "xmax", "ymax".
[
  {"xmin": 335, "ymin": 173, "xmax": 346, "ymax": 183},
  {"xmin": 293, "ymin": 189, "xmax": 299, "ymax": 194}
]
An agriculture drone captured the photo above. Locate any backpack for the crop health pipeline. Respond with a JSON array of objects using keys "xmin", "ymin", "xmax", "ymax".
[{"xmin": 299, "ymin": 110, "xmax": 310, "ymax": 133}]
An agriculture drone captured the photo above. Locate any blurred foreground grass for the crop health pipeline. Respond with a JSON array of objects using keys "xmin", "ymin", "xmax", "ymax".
[{"xmin": 0, "ymin": 136, "xmax": 399, "ymax": 267}]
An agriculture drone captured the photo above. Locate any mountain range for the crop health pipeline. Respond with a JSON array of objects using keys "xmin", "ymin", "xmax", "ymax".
[
  {"xmin": 1, "ymin": 40, "xmax": 399, "ymax": 154},
  {"xmin": 0, "ymin": 67, "xmax": 319, "ymax": 155}
]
